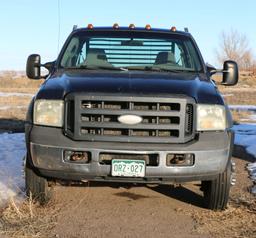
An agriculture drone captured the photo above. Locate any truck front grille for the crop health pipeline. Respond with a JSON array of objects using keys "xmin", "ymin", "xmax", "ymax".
[{"xmin": 64, "ymin": 94, "xmax": 195, "ymax": 143}]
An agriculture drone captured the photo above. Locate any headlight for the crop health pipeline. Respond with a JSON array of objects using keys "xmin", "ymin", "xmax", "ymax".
[
  {"xmin": 197, "ymin": 104, "xmax": 226, "ymax": 131},
  {"xmin": 34, "ymin": 100, "xmax": 64, "ymax": 127}
]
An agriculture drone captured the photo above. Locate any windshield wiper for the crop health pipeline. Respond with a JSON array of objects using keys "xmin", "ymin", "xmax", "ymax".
[
  {"xmin": 145, "ymin": 66, "xmax": 200, "ymax": 73},
  {"xmin": 64, "ymin": 65, "xmax": 129, "ymax": 71},
  {"xmin": 63, "ymin": 66, "xmax": 94, "ymax": 70},
  {"xmin": 143, "ymin": 67, "xmax": 180, "ymax": 73}
]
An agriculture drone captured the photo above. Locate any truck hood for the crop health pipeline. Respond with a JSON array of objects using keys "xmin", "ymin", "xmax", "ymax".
[{"xmin": 36, "ymin": 70, "xmax": 223, "ymax": 104}]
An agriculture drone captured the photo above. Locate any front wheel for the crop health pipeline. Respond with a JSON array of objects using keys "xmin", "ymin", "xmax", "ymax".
[
  {"xmin": 202, "ymin": 161, "xmax": 231, "ymax": 211},
  {"xmin": 25, "ymin": 158, "xmax": 53, "ymax": 204}
]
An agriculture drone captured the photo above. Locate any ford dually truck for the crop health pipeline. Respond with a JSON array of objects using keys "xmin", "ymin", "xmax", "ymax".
[{"xmin": 25, "ymin": 24, "xmax": 238, "ymax": 210}]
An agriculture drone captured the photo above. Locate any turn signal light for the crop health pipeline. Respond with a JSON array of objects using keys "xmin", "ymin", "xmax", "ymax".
[
  {"xmin": 145, "ymin": 24, "xmax": 151, "ymax": 30},
  {"xmin": 170, "ymin": 26, "xmax": 177, "ymax": 32},
  {"xmin": 129, "ymin": 24, "xmax": 135, "ymax": 29},
  {"xmin": 87, "ymin": 24, "xmax": 94, "ymax": 29}
]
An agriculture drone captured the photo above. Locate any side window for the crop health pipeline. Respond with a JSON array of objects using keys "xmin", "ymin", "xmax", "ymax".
[
  {"xmin": 174, "ymin": 44, "xmax": 183, "ymax": 66},
  {"xmin": 76, "ymin": 42, "xmax": 87, "ymax": 66},
  {"xmin": 60, "ymin": 37, "xmax": 80, "ymax": 67}
]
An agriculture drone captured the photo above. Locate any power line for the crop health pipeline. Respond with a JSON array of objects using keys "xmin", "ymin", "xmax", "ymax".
[{"xmin": 57, "ymin": 0, "xmax": 61, "ymax": 54}]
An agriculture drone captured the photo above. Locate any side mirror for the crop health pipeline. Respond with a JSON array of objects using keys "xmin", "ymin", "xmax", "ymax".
[
  {"xmin": 26, "ymin": 54, "xmax": 42, "ymax": 79},
  {"xmin": 43, "ymin": 61, "xmax": 55, "ymax": 71},
  {"xmin": 222, "ymin": 60, "xmax": 238, "ymax": 86},
  {"xmin": 206, "ymin": 63, "xmax": 216, "ymax": 76}
]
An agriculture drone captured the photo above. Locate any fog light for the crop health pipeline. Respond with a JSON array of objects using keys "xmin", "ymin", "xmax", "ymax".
[
  {"xmin": 166, "ymin": 154, "xmax": 194, "ymax": 166},
  {"xmin": 64, "ymin": 151, "xmax": 91, "ymax": 163}
]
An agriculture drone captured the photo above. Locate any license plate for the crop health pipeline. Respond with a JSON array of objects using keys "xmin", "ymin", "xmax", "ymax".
[{"xmin": 111, "ymin": 159, "xmax": 145, "ymax": 177}]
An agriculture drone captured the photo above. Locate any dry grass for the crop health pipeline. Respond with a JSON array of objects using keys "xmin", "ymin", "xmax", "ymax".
[
  {"xmin": 212, "ymin": 72, "xmax": 256, "ymax": 122},
  {"xmin": 213, "ymin": 71, "xmax": 256, "ymax": 89},
  {"xmin": 0, "ymin": 196, "xmax": 58, "ymax": 238},
  {"xmin": 221, "ymin": 90, "xmax": 256, "ymax": 106},
  {"xmin": 0, "ymin": 96, "xmax": 31, "ymax": 122},
  {"xmin": 0, "ymin": 74, "xmax": 41, "ymax": 130},
  {"xmin": 0, "ymin": 71, "xmax": 42, "ymax": 91},
  {"xmin": 191, "ymin": 196, "xmax": 256, "ymax": 238},
  {"xmin": 0, "ymin": 75, "xmax": 39, "ymax": 121},
  {"xmin": 231, "ymin": 111, "xmax": 255, "ymax": 123},
  {"xmin": 188, "ymin": 158, "xmax": 256, "ymax": 238}
]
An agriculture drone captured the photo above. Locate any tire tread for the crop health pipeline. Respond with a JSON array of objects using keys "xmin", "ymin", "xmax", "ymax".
[
  {"xmin": 25, "ymin": 161, "xmax": 52, "ymax": 204},
  {"xmin": 203, "ymin": 162, "xmax": 231, "ymax": 211}
]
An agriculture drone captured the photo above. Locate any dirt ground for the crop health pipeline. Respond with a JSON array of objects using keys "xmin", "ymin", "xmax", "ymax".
[
  {"xmin": 0, "ymin": 157, "xmax": 255, "ymax": 238},
  {"xmin": 43, "ymin": 157, "xmax": 254, "ymax": 238},
  {"xmin": 51, "ymin": 185, "xmax": 205, "ymax": 238}
]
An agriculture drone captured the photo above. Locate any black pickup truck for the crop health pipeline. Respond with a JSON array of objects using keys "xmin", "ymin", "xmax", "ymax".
[{"xmin": 25, "ymin": 25, "xmax": 238, "ymax": 210}]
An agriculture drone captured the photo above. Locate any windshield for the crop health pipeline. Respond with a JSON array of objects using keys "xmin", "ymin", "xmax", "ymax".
[{"xmin": 60, "ymin": 31, "xmax": 203, "ymax": 72}]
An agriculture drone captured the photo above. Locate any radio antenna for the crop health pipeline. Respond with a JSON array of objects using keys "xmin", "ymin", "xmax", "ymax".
[{"xmin": 57, "ymin": 0, "xmax": 61, "ymax": 54}]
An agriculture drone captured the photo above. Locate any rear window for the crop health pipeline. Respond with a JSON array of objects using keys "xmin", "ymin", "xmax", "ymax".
[{"xmin": 60, "ymin": 31, "xmax": 203, "ymax": 72}]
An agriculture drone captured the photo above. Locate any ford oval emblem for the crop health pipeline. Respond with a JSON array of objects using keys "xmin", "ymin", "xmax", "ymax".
[{"xmin": 118, "ymin": 114, "xmax": 143, "ymax": 125}]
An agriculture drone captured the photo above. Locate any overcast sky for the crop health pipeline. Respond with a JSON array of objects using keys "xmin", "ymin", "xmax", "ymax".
[{"xmin": 0, "ymin": 0, "xmax": 255, "ymax": 70}]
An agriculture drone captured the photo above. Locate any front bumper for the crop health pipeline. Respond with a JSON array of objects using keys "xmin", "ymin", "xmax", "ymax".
[{"xmin": 28, "ymin": 125, "xmax": 233, "ymax": 183}]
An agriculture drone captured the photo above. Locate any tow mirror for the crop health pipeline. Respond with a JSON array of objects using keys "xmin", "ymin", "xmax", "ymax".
[
  {"xmin": 26, "ymin": 55, "xmax": 55, "ymax": 79},
  {"xmin": 209, "ymin": 60, "xmax": 239, "ymax": 86},
  {"xmin": 26, "ymin": 54, "xmax": 41, "ymax": 79},
  {"xmin": 222, "ymin": 60, "xmax": 239, "ymax": 86}
]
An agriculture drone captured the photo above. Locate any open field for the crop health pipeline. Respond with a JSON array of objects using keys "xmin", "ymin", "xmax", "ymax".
[{"xmin": 0, "ymin": 73, "xmax": 42, "ymax": 132}]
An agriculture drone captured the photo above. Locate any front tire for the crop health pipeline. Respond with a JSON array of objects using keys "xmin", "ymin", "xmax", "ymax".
[
  {"xmin": 25, "ymin": 159, "xmax": 53, "ymax": 204},
  {"xmin": 202, "ymin": 161, "xmax": 231, "ymax": 211}
]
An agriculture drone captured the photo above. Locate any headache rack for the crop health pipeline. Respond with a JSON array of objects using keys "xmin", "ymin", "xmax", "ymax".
[{"xmin": 64, "ymin": 94, "xmax": 195, "ymax": 143}]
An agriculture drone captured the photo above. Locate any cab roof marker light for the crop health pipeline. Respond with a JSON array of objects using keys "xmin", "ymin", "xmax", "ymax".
[
  {"xmin": 145, "ymin": 24, "xmax": 151, "ymax": 30},
  {"xmin": 129, "ymin": 24, "xmax": 135, "ymax": 29},
  {"xmin": 87, "ymin": 24, "xmax": 94, "ymax": 29},
  {"xmin": 113, "ymin": 23, "xmax": 119, "ymax": 29},
  {"xmin": 170, "ymin": 26, "xmax": 177, "ymax": 32}
]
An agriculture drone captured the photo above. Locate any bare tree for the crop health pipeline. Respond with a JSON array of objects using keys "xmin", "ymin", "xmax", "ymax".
[
  {"xmin": 216, "ymin": 29, "xmax": 253, "ymax": 70},
  {"xmin": 251, "ymin": 60, "xmax": 256, "ymax": 74}
]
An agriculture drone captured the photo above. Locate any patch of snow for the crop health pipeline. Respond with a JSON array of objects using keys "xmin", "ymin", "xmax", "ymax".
[
  {"xmin": 233, "ymin": 124, "xmax": 256, "ymax": 193},
  {"xmin": 0, "ymin": 92, "xmax": 34, "ymax": 97},
  {"xmin": 0, "ymin": 105, "xmax": 27, "ymax": 110},
  {"xmin": 229, "ymin": 105, "xmax": 256, "ymax": 112},
  {"xmin": 247, "ymin": 162, "xmax": 256, "ymax": 169},
  {"xmin": 240, "ymin": 118, "xmax": 256, "ymax": 123},
  {"xmin": 233, "ymin": 124, "xmax": 256, "ymax": 158},
  {"xmin": 251, "ymin": 185, "xmax": 256, "ymax": 195},
  {"xmin": 248, "ymin": 166, "xmax": 256, "ymax": 177},
  {"xmin": 249, "ymin": 114, "xmax": 256, "ymax": 121},
  {"xmin": 222, "ymin": 93, "xmax": 234, "ymax": 97},
  {"xmin": 0, "ymin": 133, "xmax": 25, "ymax": 207}
]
